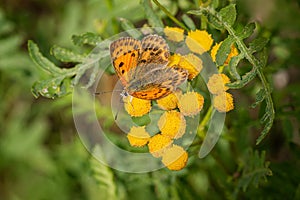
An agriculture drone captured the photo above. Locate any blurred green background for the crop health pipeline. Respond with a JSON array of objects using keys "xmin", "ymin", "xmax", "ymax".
[{"xmin": 0, "ymin": 0, "xmax": 299, "ymax": 199}]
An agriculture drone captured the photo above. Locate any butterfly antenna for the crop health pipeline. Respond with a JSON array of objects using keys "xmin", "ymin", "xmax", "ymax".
[{"xmin": 94, "ymin": 90, "xmax": 122, "ymax": 95}]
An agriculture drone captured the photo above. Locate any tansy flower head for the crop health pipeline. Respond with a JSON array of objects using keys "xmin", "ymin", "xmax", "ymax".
[
  {"xmin": 207, "ymin": 74, "xmax": 230, "ymax": 95},
  {"xmin": 156, "ymin": 92, "xmax": 179, "ymax": 110},
  {"xmin": 158, "ymin": 110, "xmax": 186, "ymax": 139},
  {"xmin": 211, "ymin": 42, "xmax": 239, "ymax": 65},
  {"xmin": 168, "ymin": 53, "xmax": 181, "ymax": 67},
  {"xmin": 124, "ymin": 96, "xmax": 151, "ymax": 117},
  {"xmin": 164, "ymin": 26, "xmax": 185, "ymax": 42},
  {"xmin": 178, "ymin": 92, "xmax": 204, "ymax": 116},
  {"xmin": 179, "ymin": 54, "xmax": 203, "ymax": 80},
  {"xmin": 213, "ymin": 92, "xmax": 234, "ymax": 112},
  {"xmin": 161, "ymin": 144, "xmax": 188, "ymax": 171},
  {"xmin": 185, "ymin": 30, "xmax": 213, "ymax": 55},
  {"xmin": 148, "ymin": 134, "xmax": 173, "ymax": 158},
  {"xmin": 127, "ymin": 126, "xmax": 151, "ymax": 147}
]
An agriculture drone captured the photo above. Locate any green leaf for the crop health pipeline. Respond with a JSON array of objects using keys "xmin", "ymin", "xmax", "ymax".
[
  {"xmin": 236, "ymin": 22, "xmax": 256, "ymax": 39},
  {"xmin": 90, "ymin": 145, "xmax": 117, "ymax": 200},
  {"xmin": 227, "ymin": 68, "xmax": 257, "ymax": 89},
  {"xmin": 31, "ymin": 77, "xmax": 72, "ymax": 98},
  {"xmin": 119, "ymin": 18, "xmax": 143, "ymax": 38},
  {"xmin": 71, "ymin": 32, "xmax": 102, "ymax": 46},
  {"xmin": 216, "ymin": 36, "xmax": 235, "ymax": 66},
  {"xmin": 251, "ymin": 89, "xmax": 266, "ymax": 108},
  {"xmin": 182, "ymin": 14, "xmax": 196, "ymax": 30},
  {"xmin": 228, "ymin": 53, "xmax": 244, "ymax": 80},
  {"xmin": 142, "ymin": 0, "xmax": 164, "ymax": 28},
  {"xmin": 235, "ymin": 149, "xmax": 272, "ymax": 194},
  {"xmin": 50, "ymin": 45, "xmax": 86, "ymax": 63},
  {"xmin": 28, "ymin": 40, "xmax": 63, "ymax": 75},
  {"xmin": 249, "ymin": 37, "xmax": 269, "ymax": 53},
  {"xmin": 219, "ymin": 4, "xmax": 236, "ymax": 26}
]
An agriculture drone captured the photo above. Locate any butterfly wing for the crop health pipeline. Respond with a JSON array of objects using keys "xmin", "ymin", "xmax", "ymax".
[
  {"xmin": 138, "ymin": 34, "xmax": 170, "ymax": 66},
  {"xmin": 128, "ymin": 64, "xmax": 188, "ymax": 100},
  {"xmin": 110, "ymin": 37, "xmax": 141, "ymax": 86}
]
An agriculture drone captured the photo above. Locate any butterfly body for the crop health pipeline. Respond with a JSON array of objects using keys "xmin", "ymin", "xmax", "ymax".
[{"xmin": 110, "ymin": 35, "xmax": 187, "ymax": 100}]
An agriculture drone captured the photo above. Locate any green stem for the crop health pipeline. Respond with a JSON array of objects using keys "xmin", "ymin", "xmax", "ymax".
[
  {"xmin": 152, "ymin": 0, "xmax": 189, "ymax": 31},
  {"xmin": 205, "ymin": 7, "xmax": 275, "ymax": 144}
]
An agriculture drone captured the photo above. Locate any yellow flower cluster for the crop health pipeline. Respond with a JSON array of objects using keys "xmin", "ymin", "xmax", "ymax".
[
  {"xmin": 122, "ymin": 27, "xmax": 239, "ymax": 170},
  {"xmin": 124, "ymin": 91, "xmax": 204, "ymax": 170}
]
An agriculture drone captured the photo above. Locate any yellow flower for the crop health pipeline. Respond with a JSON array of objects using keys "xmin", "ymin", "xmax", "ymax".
[
  {"xmin": 158, "ymin": 110, "xmax": 186, "ymax": 139},
  {"xmin": 124, "ymin": 96, "xmax": 151, "ymax": 117},
  {"xmin": 178, "ymin": 92, "xmax": 204, "ymax": 116},
  {"xmin": 168, "ymin": 54, "xmax": 181, "ymax": 67},
  {"xmin": 211, "ymin": 42, "xmax": 239, "ymax": 65},
  {"xmin": 207, "ymin": 74, "xmax": 230, "ymax": 95},
  {"xmin": 178, "ymin": 53, "xmax": 203, "ymax": 80},
  {"xmin": 213, "ymin": 92, "xmax": 234, "ymax": 112},
  {"xmin": 161, "ymin": 145, "xmax": 188, "ymax": 171},
  {"xmin": 148, "ymin": 134, "xmax": 173, "ymax": 158},
  {"xmin": 156, "ymin": 92, "xmax": 179, "ymax": 110},
  {"xmin": 168, "ymin": 53, "xmax": 203, "ymax": 80},
  {"xmin": 127, "ymin": 126, "xmax": 151, "ymax": 147},
  {"xmin": 164, "ymin": 26, "xmax": 185, "ymax": 42},
  {"xmin": 185, "ymin": 30, "xmax": 213, "ymax": 55}
]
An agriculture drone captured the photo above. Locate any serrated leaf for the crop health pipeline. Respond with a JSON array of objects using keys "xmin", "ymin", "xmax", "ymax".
[
  {"xmin": 236, "ymin": 22, "xmax": 256, "ymax": 39},
  {"xmin": 28, "ymin": 40, "xmax": 63, "ymax": 75},
  {"xmin": 90, "ymin": 145, "xmax": 117, "ymax": 200},
  {"xmin": 72, "ymin": 32, "xmax": 102, "ymax": 46},
  {"xmin": 219, "ymin": 4, "xmax": 236, "ymax": 26},
  {"xmin": 119, "ymin": 18, "xmax": 143, "ymax": 38},
  {"xmin": 249, "ymin": 37, "xmax": 269, "ymax": 53},
  {"xmin": 182, "ymin": 14, "xmax": 196, "ymax": 30},
  {"xmin": 50, "ymin": 45, "xmax": 86, "ymax": 63},
  {"xmin": 258, "ymin": 47, "xmax": 268, "ymax": 67},
  {"xmin": 142, "ymin": 0, "xmax": 164, "ymax": 28},
  {"xmin": 251, "ymin": 88, "xmax": 266, "ymax": 108},
  {"xmin": 216, "ymin": 36, "xmax": 235, "ymax": 66},
  {"xmin": 31, "ymin": 77, "xmax": 71, "ymax": 98},
  {"xmin": 227, "ymin": 68, "xmax": 257, "ymax": 89},
  {"xmin": 229, "ymin": 54, "xmax": 244, "ymax": 80}
]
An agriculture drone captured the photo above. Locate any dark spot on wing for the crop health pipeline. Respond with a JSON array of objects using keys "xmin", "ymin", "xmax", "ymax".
[
  {"xmin": 131, "ymin": 53, "xmax": 136, "ymax": 57},
  {"xmin": 121, "ymin": 69, "xmax": 125, "ymax": 74},
  {"xmin": 119, "ymin": 62, "xmax": 124, "ymax": 68},
  {"xmin": 140, "ymin": 59, "xmax": 147, "ymax": 63}
]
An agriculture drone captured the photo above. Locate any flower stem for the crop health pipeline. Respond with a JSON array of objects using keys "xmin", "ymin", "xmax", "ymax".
[{"xmin": 152, "ymin": 0, "xmax": 189, "ymax": 31}]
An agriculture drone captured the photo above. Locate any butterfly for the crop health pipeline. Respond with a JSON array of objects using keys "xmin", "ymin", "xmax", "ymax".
[{"xmin": 110, "ymin": 34, "xmax": 188, "ymax": 100}]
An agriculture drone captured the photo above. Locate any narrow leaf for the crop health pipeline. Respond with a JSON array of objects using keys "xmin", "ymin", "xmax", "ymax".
[
  {"xmin": 219, "ymin": 4, "xmax": 236, "ymax": 26},
  {"xmin": 142, "ymin": 0, "xmax": 164, "ymax": 28},
  {"xmin": 72, "ymin": 32, "xmax": 102, "ymax": 46},
  {"xmin": 28, "ymin": 40, "xmax": 62, "ymax": 75},
  {"xmin": 51, "ymin": 45, "xmax": 86, "ymax": 63},
  {"xmin": 216, "ymin": 36, "xmax": 235, "ymax": 66},
  {"xmin": 182, "ymin": 14, "xmax": 196, "ymax": 30},
  {"xmin": 229, "ymin": 54, "xmax": 244, "ymax": 80},
  {"xmin": 227, "ymin": 68, "xmax": 257, "ymax": 89},
  {"xmin": 236, "ymin": 22, "xmax": 256, "ymax": 39},
  {"xmin": 249, "ymin": 37, "xmax": 269, "ymax": 53},
  {"xmin": 251, "ymin": 89, "xmax": 266, "ymax": 108},
  {"xmin": 119, "ymin": 18, "xmax": 143, "ymax": 38}
]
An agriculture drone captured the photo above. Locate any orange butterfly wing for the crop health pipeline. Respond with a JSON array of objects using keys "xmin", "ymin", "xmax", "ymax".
[{"xmin": 110, "ymin": 37, "xmax": 141, "ymax": 86}]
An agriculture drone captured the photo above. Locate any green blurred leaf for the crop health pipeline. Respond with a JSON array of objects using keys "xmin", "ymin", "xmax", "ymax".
[
  {"xmin": 90, "ymin": 145, "xmax": 117, "ymax": 200},
  {"xmin": 182, "ymin": 14, "xmax": 196, "ymax": 30},
  {"xmin": 228, "ymin": 54, "xmax": 244, "ymax": 80},
  {"xmin": 216, "ymin": 36, "xmax": 235, "ymax": 66},
  {"xmin": 249, "ymin": 37, "xmax": 269, "ymax": 54},
  {"xmin": 119, "ymin": 18, "xmax": 143, "ymax": 38},
  {"xmin": 71, "ymin": 32, "xmax": 103, "ymax": 46},
  {"xmin": 28, "ymin": 40, "xmax": 63, "ymax": 75},
  {"xmin": 51, "ymin": 45, "xmax": 86, "ymax": 63},
  {"xmin": 142, "ymin": 0, "xmax": 164, "ymax": 28},
  {"xmin": 219, "ymin": 4, "xmax": 236, "ymax": 27},
  {"xmin": 251, "ymin": 89, "xmax": 266, "ymax": 108},
  {"xmin": 236, "ymin": 22, "xmax": 256, "ymax": 39}
]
